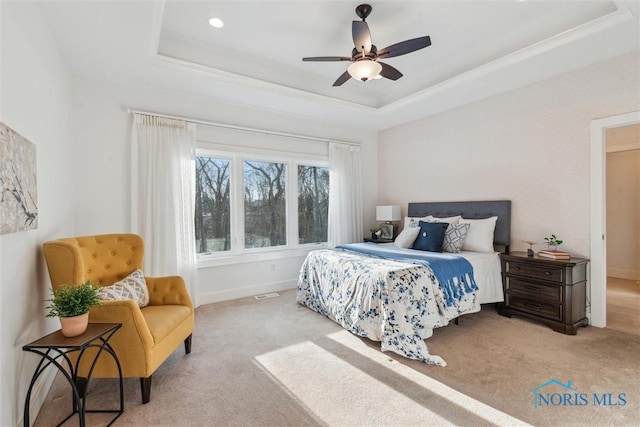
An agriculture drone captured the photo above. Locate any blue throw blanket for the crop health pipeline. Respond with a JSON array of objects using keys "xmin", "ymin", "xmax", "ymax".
[{"xmin": 336, "ymin": 243, "xmax": 478, "ymax": 307}]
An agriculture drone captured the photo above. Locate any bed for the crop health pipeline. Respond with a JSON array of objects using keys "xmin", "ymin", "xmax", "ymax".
[{"xmin": 296, "ymin": 200, "xmax": 511, "ymax": 366}]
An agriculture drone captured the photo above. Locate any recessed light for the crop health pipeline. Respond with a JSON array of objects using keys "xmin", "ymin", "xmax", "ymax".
[{"xmin": 208, "ymin": 17, "xmax": 224, "ymax": 28}]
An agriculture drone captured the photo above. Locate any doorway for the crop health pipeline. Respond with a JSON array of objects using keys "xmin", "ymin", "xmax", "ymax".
[
  {"xmin": 605, "ymin": 124, "xmax": 640, "ymax": 335},
  {"xmin": 590, "ymin": 110, "xmax": 640, "ymax": 328}
]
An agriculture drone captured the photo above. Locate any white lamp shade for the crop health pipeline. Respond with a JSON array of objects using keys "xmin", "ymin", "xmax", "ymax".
[
  {"xmin": 376, "ymin": 205, "xmax": 401, "ymax": 222},
  {"xmin": 348, "ymin": 60, "xmax": 382, "ymax": 82}
]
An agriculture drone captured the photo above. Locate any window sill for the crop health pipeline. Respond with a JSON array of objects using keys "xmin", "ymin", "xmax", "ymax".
[{"xmin": 197, "ymin": 244, "xmax": 327, "ymax": 268}]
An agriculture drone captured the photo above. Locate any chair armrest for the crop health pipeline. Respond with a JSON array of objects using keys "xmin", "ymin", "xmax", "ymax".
[
  {"xmin": 88, "ymin": 300, "xmax": 154, "ymax": 349},
  {"xmin": 145, "ymin": 276, "xmax": 193, "ymax": 309}
]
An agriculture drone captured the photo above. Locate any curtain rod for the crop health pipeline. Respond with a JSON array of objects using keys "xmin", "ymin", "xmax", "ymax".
[{"xmin": 126, "ymin": 108, "xmax": 360, "ymax": 147}]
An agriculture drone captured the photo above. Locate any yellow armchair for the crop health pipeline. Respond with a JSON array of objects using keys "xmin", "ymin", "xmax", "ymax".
[{"xmin": 43, "ymin": 233, "xmax": 194, "ymax": 403}]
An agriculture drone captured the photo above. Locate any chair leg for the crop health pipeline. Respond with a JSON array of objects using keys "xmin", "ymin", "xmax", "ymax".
[
  {"xmin": 140, "ymin": 376, "xmax": 152, "ymax": 404},
  {"xmin": 184, "ymin": 334, "xmax": 192, "ymax": 354}
]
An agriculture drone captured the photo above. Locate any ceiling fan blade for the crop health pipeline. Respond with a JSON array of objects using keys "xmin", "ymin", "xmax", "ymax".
[
  {"xmin": 303, "ymin": 56, "xmax": 352, "ymax": 62},
  {"xmin": 352, "ymin": 20, "xmax": 372, "ymax": 54},
  {"xmin": 332, "ymin": 70, "xmax": 352, "ymax": 87},
  {"xmin": 378, "ymin": 62, "xmax": 403, "ymax": 81},
  {"xmin": 378, "ymin": 36, "xmax": 431, "ymax": 59}
]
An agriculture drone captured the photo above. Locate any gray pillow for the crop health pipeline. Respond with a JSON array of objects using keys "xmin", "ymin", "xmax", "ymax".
[{"xmin": 443, "ymin": 223, "xmax": 470, "ymax": 253}]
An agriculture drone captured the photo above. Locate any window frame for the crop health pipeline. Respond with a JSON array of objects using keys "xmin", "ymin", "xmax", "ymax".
[{"xmin": 195, "ymin": 146, "xmax": 329, "ymax": 266}]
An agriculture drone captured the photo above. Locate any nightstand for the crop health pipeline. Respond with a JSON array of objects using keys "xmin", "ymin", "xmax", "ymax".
[
  {"xmin": 498, "ymin": 251, "xmax": 589, "ymax": 335},
  {"xmin": 363, "ymin": 237, "xmax": 394, "ymax": 244}
]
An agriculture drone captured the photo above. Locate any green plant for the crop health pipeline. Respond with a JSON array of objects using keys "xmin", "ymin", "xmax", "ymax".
[
  {"xmin": 46, "ymin": 281, "xmax": 102, "ymax": 318},
  {"xmin": 544, "ymin": 234, "xmax": 563, "ymax": 246},
  {"xmin": 370, "ymin": 226, "xmax": 381, "ymax": 233}
]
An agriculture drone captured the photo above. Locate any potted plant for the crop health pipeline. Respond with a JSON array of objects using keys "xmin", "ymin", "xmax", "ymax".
[
  {"xmin": 370, "ymin": 226, "xmax": 381, "ymax": 240},
  {"xmin": 543, "ymin": 234, "xmax": 563, "ymax": 251},
  {"xmin": 46, "ymin": 281, "xmax": 102, "ymax": 337}
]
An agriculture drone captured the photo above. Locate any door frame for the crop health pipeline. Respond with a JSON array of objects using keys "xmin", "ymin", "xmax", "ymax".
[{"xmin": 589, "ymin": 110, "xmax": 640, "ymax": 327}]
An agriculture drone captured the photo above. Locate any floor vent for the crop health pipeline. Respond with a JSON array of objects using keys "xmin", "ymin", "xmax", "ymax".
[{"xmin": 254, "ymin": 292, "xmax": 280, "ymax": 300}]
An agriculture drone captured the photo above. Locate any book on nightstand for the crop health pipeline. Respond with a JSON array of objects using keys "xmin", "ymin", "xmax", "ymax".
[{"xmin": 538, "ymin": 249, "xmax": 571, "ymax": 260}]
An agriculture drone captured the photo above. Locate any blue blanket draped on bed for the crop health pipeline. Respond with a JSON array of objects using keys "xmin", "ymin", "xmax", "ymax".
[{"xmin": 336, "ymin": 243, "xmax": 478, "ymax": 307}]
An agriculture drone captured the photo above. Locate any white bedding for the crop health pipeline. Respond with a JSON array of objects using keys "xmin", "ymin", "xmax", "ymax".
[
  {"xmin": 379, "ymin": 245, "xmax": 504, "ymax": 304},
  {"xmin": 457, "ymin": 251, "xmax": 503, "ymax": 304},
  {"xmin": 296, "ymin": 244, "xmax": 504, "ymax": 365}
]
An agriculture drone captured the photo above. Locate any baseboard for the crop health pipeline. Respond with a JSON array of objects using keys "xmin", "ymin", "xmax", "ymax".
[
  {"xmin": 197, "ymin": 279, "xmax": 298, "ymax": 306},
  {"xmin": 607, "ymin": 268, "xmax": 640, "ymax": 281},
  {"xmin": 16, "ymin": 366, "xmax": 57, "ymax": 426}
]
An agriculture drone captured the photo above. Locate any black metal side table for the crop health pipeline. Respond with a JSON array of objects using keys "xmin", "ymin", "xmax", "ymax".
[{"xmin": 22, "ymin": 323, "xmax": 123, "ymax": 427}]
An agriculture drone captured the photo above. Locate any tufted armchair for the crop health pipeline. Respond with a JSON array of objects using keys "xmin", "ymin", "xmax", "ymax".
[{"xmin": 42, "ymin": 233, "xmax": 194, "ymax": 404}]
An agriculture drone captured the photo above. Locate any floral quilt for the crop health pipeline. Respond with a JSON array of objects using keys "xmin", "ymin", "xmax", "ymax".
[{"xmin": 296, "ymin": 246, "xmax": 480, "ymax": 366}]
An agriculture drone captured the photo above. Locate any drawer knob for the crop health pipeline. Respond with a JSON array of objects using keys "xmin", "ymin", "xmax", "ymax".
[
  {"xmin": 524, "ymin": 302, "xmax": 542, "ymax": 310},
  {"xmin": 545, "ymin": 271, "xmax": 551, "ymax": 275}
]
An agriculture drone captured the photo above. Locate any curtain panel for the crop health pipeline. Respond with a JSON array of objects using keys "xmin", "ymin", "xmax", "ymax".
[
  {"xmin": 328, "ymin": 142, "xmax": 363, "ymax": 246},
  {"xmin": 131, "ymin": 114, "xmax": 197, "ymax": 304}
]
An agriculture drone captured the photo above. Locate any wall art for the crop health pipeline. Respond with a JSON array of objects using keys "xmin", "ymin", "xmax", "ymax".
[{"xmin": 0, "ymin": 122, "xmax": 38, "ymax": 234}]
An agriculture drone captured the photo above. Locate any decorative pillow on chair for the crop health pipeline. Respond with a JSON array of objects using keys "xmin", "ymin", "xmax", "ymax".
[
  {"xmin": 412, "ymin": 221, "xmax": 449, "ymax": 252},
  {"xmin": 459, "ymin": 216, "xmax": 498, "ymax": 253},
  {"xmin": 96, "ymin": 269, "xmax": 149, "ymax": 307},
  {"xmin": 442, "ymin": 223, "xmax": 471, "ymax": 253},
  {"xmin": 394, "ymin": 227, "xmax": 421, "ymax": 249}
]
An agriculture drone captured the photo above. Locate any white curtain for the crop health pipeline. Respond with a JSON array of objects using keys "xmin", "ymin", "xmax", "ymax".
[
  {"xmin": 328, "ymin": 142, "xmax": 363, "ymax": 246},
  {"xmin": 131, "ymin": 114, "xmax": 198, "ymax": 305}
]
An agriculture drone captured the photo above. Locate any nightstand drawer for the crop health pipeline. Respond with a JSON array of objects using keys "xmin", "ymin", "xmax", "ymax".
[
  {"xmin": 506, "ymin": 277, "xmax": 562, "ymax": 302},
  {"xmin": 505, "ymin": 261, "xmax": 563, "ymax": 283},
  {"xmin": 506, "ymin": 294, "xmax": 562, "ymax": 321}
]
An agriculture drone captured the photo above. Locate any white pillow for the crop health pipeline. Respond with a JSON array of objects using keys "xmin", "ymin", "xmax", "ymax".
[
  {"xmin": 394, "ymin": 227, "xmax": 421, "ymax": 249},
  {"xmin": 459, "ymin": 216, "xmax": 498, "ymax": 253},
  {"xmin": 96, "ymin": 269, "xmax": 149, "ymax": 307},
  {"xmin": 404, "ymin": 216, "xmax": 429, "ymax": 229},
  {"xmin": 424, "ymin": 215, "xmax": 462, "ymax": 224}
]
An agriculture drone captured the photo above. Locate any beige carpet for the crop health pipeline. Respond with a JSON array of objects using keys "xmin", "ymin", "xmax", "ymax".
[{"xmin": 34, "ymin": 289, "xmax": 640, "ymax": 426}]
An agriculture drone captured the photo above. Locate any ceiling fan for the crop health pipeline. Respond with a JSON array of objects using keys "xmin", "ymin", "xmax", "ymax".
[{"xmin": 302, "ymin": 3, "xmax": 432, "ymax": 87}]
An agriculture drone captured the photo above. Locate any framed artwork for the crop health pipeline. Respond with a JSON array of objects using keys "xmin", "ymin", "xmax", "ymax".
[
  {"xmin": 379, "ymin": 223, "xmax": 394, "ymax": 240},
  {"xmin": 0, "ymin": 122, "xmax": 38, "ymax": 235}
]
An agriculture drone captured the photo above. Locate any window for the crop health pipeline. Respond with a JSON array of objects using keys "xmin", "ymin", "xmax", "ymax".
[
  {"xmin": 194, "ymin": 156, "xmax": 231, "ymax": 254},
  {"xmin": 194, "ymin": 152, "xmax": 329, "ymax": 256},
  {"xmin": 243, "ymin": 161, "xmax": 287, "ymax": 249},
  {"xmin": 297, "ymin": 165, "xmax": 329, "ymax": 244}
]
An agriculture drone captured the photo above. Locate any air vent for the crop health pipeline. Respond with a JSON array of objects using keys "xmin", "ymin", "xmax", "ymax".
[{"xmin": 254, "ymin": 292, "xmax": 280, "ymax": 300}]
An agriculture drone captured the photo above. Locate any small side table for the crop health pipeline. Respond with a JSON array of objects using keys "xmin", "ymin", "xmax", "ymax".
[
  {"xmin": 23, "ymin": 323, "xmax": 123, "ymax": 427},
  {"xmin": 364, "ymin": 237, "xmax": 394, "ymax": 244}
]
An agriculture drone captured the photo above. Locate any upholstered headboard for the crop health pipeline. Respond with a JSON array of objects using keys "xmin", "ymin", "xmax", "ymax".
[{"xmin": 407, "ymin": 200, "xmax": 511, "ymax": 252}]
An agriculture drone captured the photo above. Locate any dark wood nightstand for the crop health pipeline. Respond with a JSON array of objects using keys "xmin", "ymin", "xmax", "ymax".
[
  {"xmin": 364, "ymin": 237, "xmax": 394, "ymax": 243},
  {"xmin": 498, "ymin": 251, "xmax": 589, "ymax": 335}
]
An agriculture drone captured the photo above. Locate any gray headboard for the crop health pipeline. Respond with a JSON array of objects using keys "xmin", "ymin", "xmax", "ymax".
[{"xmin": 407, "ymin": 200, "xmax": 511, "ymax": 252}]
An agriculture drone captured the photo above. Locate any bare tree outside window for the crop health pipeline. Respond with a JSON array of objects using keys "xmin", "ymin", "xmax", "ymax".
[
  {"xmin": 298, "ymin": 165, "xmax": 329, "ymax": 244},
  {"xmin": 194, "ymin": 156, "xmax": 230, "ymax": 253},
  {"xmin": 244, "ymin": 161, "xmax": 287, "ymax": 248}
]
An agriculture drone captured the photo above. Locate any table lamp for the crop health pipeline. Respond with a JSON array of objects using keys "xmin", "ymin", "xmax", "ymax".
[{"xmin": 376, "ymin": 205, "xmax": 401, "ymax": 239}]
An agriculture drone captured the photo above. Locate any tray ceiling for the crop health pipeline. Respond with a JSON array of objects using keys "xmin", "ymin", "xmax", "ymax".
[{"xmin": 39, "ymin": 1, "xmax": 639, "ymax": 129}]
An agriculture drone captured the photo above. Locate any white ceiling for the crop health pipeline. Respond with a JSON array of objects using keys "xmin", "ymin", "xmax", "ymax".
[{"xmin": 39, "ymin": 0, "xmax": 640, "ymax": 130}]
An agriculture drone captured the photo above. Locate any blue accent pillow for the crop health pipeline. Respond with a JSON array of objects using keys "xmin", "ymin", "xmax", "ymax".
[{"xmin": 412, "ymin": 221, "xmax": 449, "ymax": 252}]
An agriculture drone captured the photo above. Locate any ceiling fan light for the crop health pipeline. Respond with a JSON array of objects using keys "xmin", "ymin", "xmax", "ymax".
[
  {"xmin": 348, "ymin": 60, "xmax": 382, "ymax": 82},
  {"xmin": 208, "ymin": 17, "xmax": 224, "ymax": 28}
]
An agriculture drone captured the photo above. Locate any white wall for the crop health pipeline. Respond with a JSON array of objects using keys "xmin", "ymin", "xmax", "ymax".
[
  {"xmin": 72, "ymin": 77, "xmax": 378, "ymax": 305},
  {"xmin": 0, "ymin": 2, "xmax": 75, "ymax": 425},
  {"xmin": 378, "ymin": 52, "xmax": 640, "ymax": 258}
]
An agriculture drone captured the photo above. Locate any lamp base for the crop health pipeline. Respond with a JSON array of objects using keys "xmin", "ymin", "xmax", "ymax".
[{"xmin": 379, "ymin": 223, "xmax": 397, "ymax": 240}]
